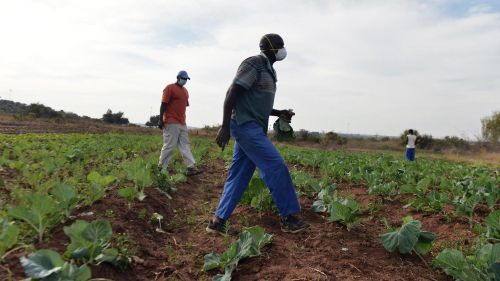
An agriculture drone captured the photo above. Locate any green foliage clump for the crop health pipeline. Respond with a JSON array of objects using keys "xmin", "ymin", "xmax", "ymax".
[
  {"xmin": 294, "ymin": 129, "xmax": 321, "ymax": 143},
  {"xmin": 102, "ymin": 109, "xmax": 129, "ymax": 124},
  {"xmin": 0, "ymin": 218, "xmax": 19, "ymax": 260},
  {"xmin": 64, "ymin": 220, "xmax": 124, "ymax": 266},
  {"xmin": 241, "ymin": 176, "xmax": 274, "ymax": 212},
  {"xmin": 203, "ymin": 226, "xmax": 272, "ymax": 281},
  {"xmin": 8, "ymin": 193, "xmax": 59, "ymax": 242},
  {"xmin": 380, "ymin": 216, "xmax": 436, "ymax": 255},
  {"xmin": 312, "ymin": 185, "xmax": 360, "ymax": 230},
  {"xmin": 20, "ymin": 249, "xmax": 91, "ymax": 281},
  {"xmin": 19, "ymin": 219, "xmax": 131, "ymax": 280},
  {"xmin": 434, "ymin": 243, "xmax": 500, "ymax": 281},
  {"xmin": 322, "ymin": 131, "xmax": 347, "ymax": 145},
  {"xmin": 485, "ymin": 210, "xmax": 500, "ymax": 240},
  {"xmin": 145, "ymin": 115, "xmax": 160, "ymax": 127},
  {"xmin": 482, "ymin": 111, "xmax": 500, "ymax": 143},
  {"xmin": 23, "ymin": 103, "xmax": 79, "ymax": 119},
  {"xmin": 86, "ymin": 171, "xmax": 116, "ymax": 205}
]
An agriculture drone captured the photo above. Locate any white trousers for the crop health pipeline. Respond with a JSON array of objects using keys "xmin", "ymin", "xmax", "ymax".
[{"xmin": 158, "ymin": 124, "xmax": 196, "ymax": 168}]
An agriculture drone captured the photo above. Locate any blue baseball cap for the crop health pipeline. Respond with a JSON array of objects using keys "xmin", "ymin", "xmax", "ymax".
[{"xmin": 177, "ymin": 70, "xmax": 190, "ymax": 80}]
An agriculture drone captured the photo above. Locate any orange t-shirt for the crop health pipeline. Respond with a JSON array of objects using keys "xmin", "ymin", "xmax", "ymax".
[{"xmin": 162, "ymin": 83, "xmax": 189, "ymax": 125}]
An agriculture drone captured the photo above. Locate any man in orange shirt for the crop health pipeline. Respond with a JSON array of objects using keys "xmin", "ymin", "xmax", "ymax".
[{"xmin": 158, "ymin": 70, "xmax": 201, "ymax": 176}]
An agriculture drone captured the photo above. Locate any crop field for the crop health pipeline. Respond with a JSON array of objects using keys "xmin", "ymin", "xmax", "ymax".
[{"xmin": 0, "ymin": 133, "xmax": 498, "ymax": 281}]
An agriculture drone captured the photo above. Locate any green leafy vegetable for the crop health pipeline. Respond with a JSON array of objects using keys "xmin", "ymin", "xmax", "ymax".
[
  {"xmin": 117, "ymin": 186, "xmax": 137, "ymax": 209},
  {"xmin": 241, "ymin": 176, "xmax": 274, "ymax": 212},
  {"xmin": 203, "ymin": 226, "xmax": 272, "ymax": 281},
  {"xmin": 64, "ymin": 219, "xmax": 118, "ymax": 265},
  {"xmin": 126, "ymin": 159, "xmax": 153, "ymax": 201},
  {"xmin": 0, "ymin": 218, "xmax": 19, "ymax": 260},
  {"xmin": 51, "ymin": 183, "xmax": 79, "ymax": 218},
  {"xmin": 330, "ymin": 199, "xmax": 360, "ymax": 231},
  {"xmin": 434, "ymin": 243, "xmax": 500, "ymax": 281},
  {"xmin": 485, "ymin": 210, "xmax": 500, "ymax": 240},
  {"xmin": 151, "ymin": 165, "xmax": 176, "ymax": 199},
  {"xmin": 20, "ymin": 249, "xmax": 91, "ymax": 281},
  {"xmin": 86, "ymin": 171, "xmax": 116, "ymax": 204},
  {"xmin": 312, "ymin": 186, "xmax": 360, "ymax": 230},
  {"xmin": 380, "ymin": 216, "xmax": 436, "ymax": 255},
  {"xmin": 8, "ymin": 193, "xmax": 59, "ymax": 242}
]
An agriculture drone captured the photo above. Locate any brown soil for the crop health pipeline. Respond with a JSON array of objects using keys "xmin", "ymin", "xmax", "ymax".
[{"xmin": 1, "ymin": 157, "xmax": 467, "ymax": 281}]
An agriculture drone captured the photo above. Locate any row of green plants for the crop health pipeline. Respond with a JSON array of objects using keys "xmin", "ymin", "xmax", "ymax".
[
  {"xmin": 279, "ymin": 145, "xmax": 498, "ymax": 280},
  {"xmin": 235, "ymin": 144, "xmax": 498, "ymax": 280},
  {"xmin": 20, "ymin": 219, "xmax": 130, "ymax": 280},
  {"xmin": 0, "ymin": 133, "xmax": 213, "ymax": 280},
  {"xmin": 1, "ymin": 134, "xmax": 497, "ymax": 280},
  {"xmin": 280, "ymin": 146, "xmax": 498, "ymax": 221}
]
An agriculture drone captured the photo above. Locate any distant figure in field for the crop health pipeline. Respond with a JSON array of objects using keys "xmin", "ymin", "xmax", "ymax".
[
  {"xmin": 405, "ymin": 129, "xmax": 417, "ymax": 161},
  {"xmin": 157, "ymin": 70, "xmax": 202, "ymax": 176},
  {"xmin": 207, "ymin": 33, "xmax": 309, "ymax": 235}
]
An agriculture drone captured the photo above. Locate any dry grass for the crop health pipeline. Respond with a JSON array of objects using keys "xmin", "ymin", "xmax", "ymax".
[{"xmin": 285, "ymin": 138, "xmax": 500, "ymax": 167}]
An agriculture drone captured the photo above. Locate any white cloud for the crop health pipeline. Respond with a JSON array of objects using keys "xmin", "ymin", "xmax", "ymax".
[{"xmin": 0, "ymin": 0, "xmax": 499, "ymax": 138}]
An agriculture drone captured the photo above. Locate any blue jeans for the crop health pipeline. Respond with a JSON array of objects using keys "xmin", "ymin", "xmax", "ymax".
[
  {"xmin": 215, "ymin": 120, "xmax": 301, "ymax": 220},
  {"xmin": 406, "ymin": 148, "xmax": 415, "ymax": 161}
]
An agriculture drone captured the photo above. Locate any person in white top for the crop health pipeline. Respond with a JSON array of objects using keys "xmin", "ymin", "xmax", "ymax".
[{"xmin": 406, "ymin": 129, "xmax": 417, "ymax": 161}]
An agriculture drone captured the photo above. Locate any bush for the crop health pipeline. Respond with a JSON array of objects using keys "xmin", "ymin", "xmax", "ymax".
[
  {"xmin": 23, "ymin": 103, "xmax": 62, "ymax": 118},
  {"xmin": 417, "ymin": 134, "xmax": 434, "ymax": 149},
  {"xmin": 295, "ymin": 129, "xmax": 310, "ymax": 141},
  {"xmin": 482, "ymin": 111, "xmax": 500, "ymax": 143},
  {"xmin": 102, "ymin": 109, "xmax": 129, "ymax": 125},
  {"xmin": 439, "ymin": 136, "xmax": 470, "ymax": 150},
  {"xmin": 322, "ymin": 131, "xmax": 347, "ymax": 145},
  {"xmin": 146, "ymin": 115, "xmax": 160, "ymax": 127},
  {"xmin": 308, "ymin": 132, "xmax": 322, "ymax": 143}
]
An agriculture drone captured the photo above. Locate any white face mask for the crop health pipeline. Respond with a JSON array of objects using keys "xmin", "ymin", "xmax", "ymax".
[
  {"xmin": 275, "ymin": 47, "xmax": 287, "ymax": 61},
  {"xmin": 178, "ymin": 78, "xmax": 187, "ymax": 86}
]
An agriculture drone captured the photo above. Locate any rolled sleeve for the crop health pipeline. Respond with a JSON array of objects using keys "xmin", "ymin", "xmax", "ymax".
[{"xmin": 233, "ymin": 62, "xmax": 257, "ymax": 90}]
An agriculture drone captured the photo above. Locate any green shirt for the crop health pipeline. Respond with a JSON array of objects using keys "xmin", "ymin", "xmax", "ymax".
[{"xmin": 232, "ymin": 53, "xmax": 277, "ymax": 129}]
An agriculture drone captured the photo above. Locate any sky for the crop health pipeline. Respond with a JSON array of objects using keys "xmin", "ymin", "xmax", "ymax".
[{"xmin": 1, "ymin": 0, "xmax": 499, "ymax": 138}]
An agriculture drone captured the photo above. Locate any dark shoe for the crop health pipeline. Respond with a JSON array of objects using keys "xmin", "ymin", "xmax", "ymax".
[
  {"xmin": 206, "ymin": 218, "xmax": 238, "ymax": 236},
  {"xmin": 186, "ymin": 166, "xmax": 203, "ymax": 176},
  {"xmin": 280, "ymin": 215, "xmax": 309, "ymax": 233}
]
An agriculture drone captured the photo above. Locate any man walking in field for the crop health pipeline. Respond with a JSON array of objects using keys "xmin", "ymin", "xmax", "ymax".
[
  {"xmin": 207, "ymin": 33, "xmax": 309, "ymax": 235},
  {"xmin": 158, "ymin": 70, "xmax": 202, "ymax": 176}
]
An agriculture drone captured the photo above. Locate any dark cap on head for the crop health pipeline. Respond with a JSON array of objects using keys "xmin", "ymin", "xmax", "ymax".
[
  {"xmin": 259, "ymin": 34, "xmax": 284, "ymax": 51},
  {"xmin": 177, "ymin": 70, "xmax": 190, "ymax": 80}
]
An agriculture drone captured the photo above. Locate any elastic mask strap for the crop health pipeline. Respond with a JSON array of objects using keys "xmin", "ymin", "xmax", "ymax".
[{"xmin": 264, "ymin": 35, "xmax": 279, "ymax": 51}]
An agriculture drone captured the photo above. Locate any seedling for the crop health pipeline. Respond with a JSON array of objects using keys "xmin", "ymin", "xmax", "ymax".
[
  {"xmin": 8, "ymin": 192, "xmax": 60, "ymax": 242},
  {"xmin": 151, "ymin": 212, "xmax": 164, "ymax": 230},
  {"xmin": 203, "ymin": 226, "xmax": 272, "ymax": 280}
]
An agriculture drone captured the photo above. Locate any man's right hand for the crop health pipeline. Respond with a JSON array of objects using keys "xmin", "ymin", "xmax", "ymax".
[
  {"xmin": 215, "ymin": 125, "xmax": 230, "ymax": 151},
  {"xmin": 158, "ymin": 120, "xmax": 164, "ymax": 130}
]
